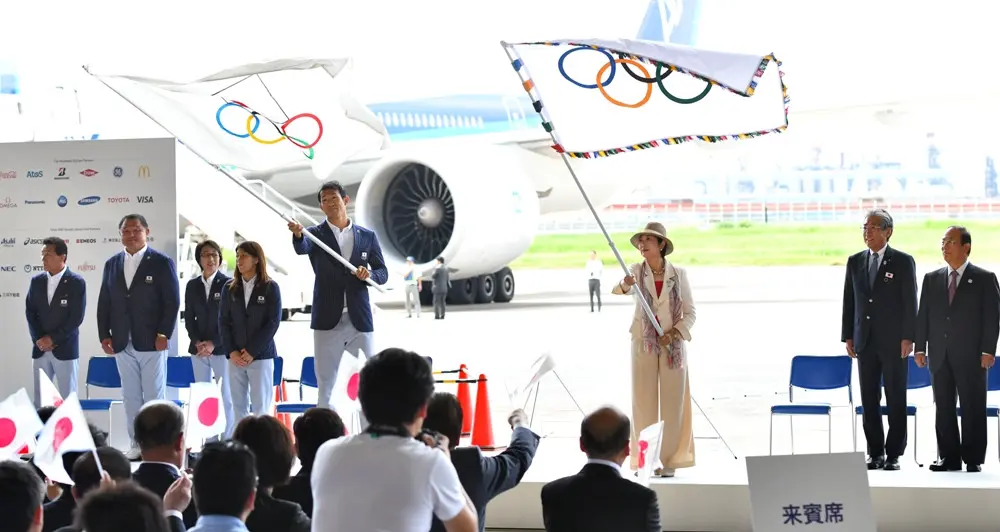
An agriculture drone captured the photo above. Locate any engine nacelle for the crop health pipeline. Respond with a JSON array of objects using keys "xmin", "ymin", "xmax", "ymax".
[{"xmin": 355, "ymin": 145, "xmax": 540, "ymax": 279}]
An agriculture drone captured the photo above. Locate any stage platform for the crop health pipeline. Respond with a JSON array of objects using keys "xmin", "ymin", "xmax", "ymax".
[{"xmin": 486, "ymin": 437, "xmax": 1000, "ymax": 532}]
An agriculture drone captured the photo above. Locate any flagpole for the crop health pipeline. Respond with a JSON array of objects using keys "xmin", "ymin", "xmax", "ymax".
[
  {"xmin": 499, "ymin": 44, "xmax": 663, "ymax": 337},
  {"xmin": 82, "ymin": 66, "xmax": 386, "ymax": 294}
]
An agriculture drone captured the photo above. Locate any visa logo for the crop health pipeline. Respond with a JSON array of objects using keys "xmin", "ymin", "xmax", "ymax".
[
  {"xmin": 136, "ymin": 195, "xmax": 154, "ymax": 203},
  {"xmin": 25, "ymin": 170, "xmax": 43, "ymax": 178}
]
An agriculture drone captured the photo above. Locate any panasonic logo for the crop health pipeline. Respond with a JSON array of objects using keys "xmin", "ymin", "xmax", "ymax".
[
  {"xmin": 77, "ymin": 196, "xmax": 100, "ymax": 206},
  {"xmin": 24, "ymin": 200, "xmax": 45, "ymax": 205}
]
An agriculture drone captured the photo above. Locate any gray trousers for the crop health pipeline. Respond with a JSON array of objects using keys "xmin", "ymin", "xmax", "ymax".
[
  {"xmin": 404, "ymin": 284, "xmax": 421, "ymax": 317},
  {"xmin": 314, "ymin": 316, "xmax": 374, "ymax": 409},
  {"xmin": 33, "ymin": 352, "xmax": 78, "ymax": 408},
  {"xmin": 433, "ymin": 293, "xmax": 447, "ymax": 318}
]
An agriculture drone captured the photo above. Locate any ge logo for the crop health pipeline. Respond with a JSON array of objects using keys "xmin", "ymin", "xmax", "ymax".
[
  {"xmin": 113, "ymin": 166, "xmax": 123, "ymax": 178},
  {"xmin": 57, "ymin": 196, "xmax": 68, "ymax": 208}
]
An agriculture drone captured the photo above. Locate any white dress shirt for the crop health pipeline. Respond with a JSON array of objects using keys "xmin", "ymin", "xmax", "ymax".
[
  {"xmin": 586, "ymin": 259, "xmax": 603, "ymax": 280},
  {"xmin": 124, "ymin": 245, "xmax": 148, "ymax": 289},
  {"xmin": 47, "ymin": 266, "xmax": 67, "ymax": 305},
  {"xmin": 242, "ymin": 276, "xmax": 256, "ymax": 307},
  {"xmin": 586, "ymin": 458, "xmax": 622, "ymax": 476},
  {"xmin": 948, "ymin": 260, "xmax": 970, "ymax": 284},
  {"xmin": 328, "ymin": 219, "xmax": 355, "ymax": 312},
  {"xmin": 202, "ymin": 270, "xmax": 218, "ymax": 300},
  {"xmin": 868, "ymin": 243, "xmax": 887, "ymax": 270}
]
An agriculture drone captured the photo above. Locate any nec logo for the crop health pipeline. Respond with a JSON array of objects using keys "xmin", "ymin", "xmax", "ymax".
[
  {"xmin": 77, "ymin": 263, "xmax": 97, "ymax": 272},
  {"xmin": 136, "ymin": 195, "xmax": 154, "ymax": 203},
  {"xmin": 0, "ymin": 171, "xmax": 15, "ymax": 179},
  {"xmin": 77, "ymin": 196, "xmax": 100, "ymax": 206},
  {"xmin": 107, "ymin": 197, "xmax": 130, "ymax": 204},
  {"xmin": 23, "ymin": 237, "xmax": 45, "ymax": 246},
  {"xmin": 25, "ymin": 170, "xmax": 43, "ymax": 178},
  {"xmin": 76, "ymin": 238, "xmax": 96, "ymax": 244},
  {"xmin": 0, "ymin": 266, "xmax": 16, "ymax": 272}
]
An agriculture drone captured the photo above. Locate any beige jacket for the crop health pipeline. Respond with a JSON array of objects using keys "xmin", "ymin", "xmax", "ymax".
[{"xmin": 612, "ymin": 261, "xmax": 696, "ymax": 341}]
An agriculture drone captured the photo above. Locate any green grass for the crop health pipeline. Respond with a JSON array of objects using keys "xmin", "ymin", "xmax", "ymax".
[{"xmin": 511, "ymin": 220, "xmax": 1000, "ymax": 269}]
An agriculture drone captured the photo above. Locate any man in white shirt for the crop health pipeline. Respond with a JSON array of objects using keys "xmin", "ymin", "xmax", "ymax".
[
  {"xmin": 586, "ymin": 251, "xmax": 603, "ymax": 312},
  {"xmin": 403, "ymin": 256, "xmax": 422, "ymax": 318},
  {"xmin": 311, "ymin": 348, "xmax": 478, "ymax": 532}
]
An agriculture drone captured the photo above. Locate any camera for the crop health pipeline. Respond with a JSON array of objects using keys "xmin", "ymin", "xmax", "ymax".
[{"xmin": 416, "ymin": 428, "xmax": 445, "ymax": 447}]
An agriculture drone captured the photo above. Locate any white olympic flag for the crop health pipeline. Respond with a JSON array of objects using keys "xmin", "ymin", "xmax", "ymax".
[{"xmin": 0, "ymin": 138, "xmax": 178, "ymax": 399}]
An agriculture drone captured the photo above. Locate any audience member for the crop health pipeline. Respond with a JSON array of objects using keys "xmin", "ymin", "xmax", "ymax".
[
  {"xmin": 541, "ymin": 406, "xmax": 660, "ymax": 532},
  {"xmin": 52, "ymin": 447, "xmax": 132, "ymax": 532},
  {"xmin": 73, "ymin": 481, "xmax": 177, "ymax": 532},
  {"xmin": 39, "ymin": 422, "xmax": 108, "ymax": 532},
  {"xmin": 311, "ymin": 348, "xmax": 478, "ymax": 532},
  {"xmin": 188, "ymin": 441, "xmax": 258, "ymax": 532},
  {"xmin": 271, "ymin": 407, "xmax": 345, "ymax": 516},
  {"xmin": 0, "ymin": 459, "xmax": 45, "ymax": 532},
  {"xmin": 231, "ymin": 415, "xmax": 310, "ymax": 532},
  {"xmin": 424, "ymin": 394, "xmax": 540, "ymax": 532},
  {"xmin": 132, "ymin": 400, "xmax": 199, "ymax": 528}
]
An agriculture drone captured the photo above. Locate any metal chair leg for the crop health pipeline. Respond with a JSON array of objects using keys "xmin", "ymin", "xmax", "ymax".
[
  {"xmin": 828, "ymin": 414, "xmax": 832, "ymax": 453},
  {"xmin": 913, "ymin": 413, "xmax": 923, "ymax": 467},
  {"xmin": 789, "ymin": 416, "xmax": 795, "ymax": 454},
  {"xmin": 853, "ymin": 412, "xmax": 858, "ymax": 451},
  {"xmin": 769, "ymin": 414, "xmax": 774, "ymax": 455}
]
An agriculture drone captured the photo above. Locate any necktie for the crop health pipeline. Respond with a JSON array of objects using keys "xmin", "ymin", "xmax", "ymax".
[
  {"xmin": 948, "ymin": 270, "xmax": 958, "ymax": 304},
  {"xmin": 868, "ymin": 253, "xmax": 879, "ymax": 288}
]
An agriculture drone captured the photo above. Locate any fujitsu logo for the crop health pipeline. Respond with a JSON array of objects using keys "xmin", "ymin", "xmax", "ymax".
[{"xmin": 0, "ymin": 171, "xmax": 15, "ymax": 180}]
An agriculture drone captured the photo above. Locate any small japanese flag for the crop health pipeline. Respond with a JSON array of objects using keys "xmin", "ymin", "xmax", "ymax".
[
  {"xmin": 33, "ymin": 393, "xmax": 96, "ymax": 485},
  {"xmin": 0, "ymin": 388, "xmax": 44, "ymax": 459},
  {"xmin": 38, "ymin": 369, "xmax": 64, "ymax": 408},
  {"xmin": 635, "ymin": 421, "xmax": 664, "ymax": 488},
  {"xmin": 331, "ymin": 352, "xmax": 364, "ymax": 425},
  {"xmin": 185, "ymin": 381, "xmax": 227, "ymax": 442}
]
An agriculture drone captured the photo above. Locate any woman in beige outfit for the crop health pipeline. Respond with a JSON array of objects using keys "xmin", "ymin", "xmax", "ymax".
[{"xmin": 612, "ymin": 222, "xmax": 696, "ymax": 478}]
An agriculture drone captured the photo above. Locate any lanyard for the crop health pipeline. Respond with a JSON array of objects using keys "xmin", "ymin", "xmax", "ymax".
[{"xmin": 365, "ymin": 424, "xmax": 411, "ymax": 438}]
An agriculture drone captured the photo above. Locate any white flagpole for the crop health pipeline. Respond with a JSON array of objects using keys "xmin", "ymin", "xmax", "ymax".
[
  {"xmin": 83, "ymin": 66, "xmax": 386, "ymax": 294},
  {"xmin": 499, "ymin": 43, "xmax": 663, "ymax": 336}
]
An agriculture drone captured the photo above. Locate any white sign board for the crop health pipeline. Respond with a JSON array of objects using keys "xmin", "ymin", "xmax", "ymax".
[
  {"xmin": 0, "ymin": 138, "xmax": 178, "ymax": 399},
  {"xmin": 746, "ymin": 452, "xmax": 875, "ymax": 532}
]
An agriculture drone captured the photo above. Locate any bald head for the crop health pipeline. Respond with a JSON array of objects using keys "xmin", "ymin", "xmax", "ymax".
[
  {"xmin": 134, "ymin": 400, "xmax": 185, "ymax": 457},
  {"xmin": 580, "ymin": 406, "xmax": 631, "ymax": 461}
]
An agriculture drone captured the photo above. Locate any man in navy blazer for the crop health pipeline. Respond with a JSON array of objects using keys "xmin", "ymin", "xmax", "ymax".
[
  {"xmin": 25, "ymin": 236, "xmax": 86, "ymax": 407},
  {"xmin": 184, "ymin": 239, "xmax": 234, "ymax": 439},
  {"xmin": 97, "ymin": 214, "xmax": 180, "ymax": 458},
  {"xmin": 288, "ymin": 181, "xmax": 388, "ymax": 410}
]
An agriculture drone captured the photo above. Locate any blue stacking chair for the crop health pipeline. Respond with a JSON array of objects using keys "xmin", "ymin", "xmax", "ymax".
[
  {"xmin": 853, "ymin": 356, "xmax": 931, "ymax": 466},
  {"xmin": 955, "ymin": 366, "xmax": 1000, "ymax": 462},
  {"xmin": 770, "ymin": 355, "xmax": 854, "ymax": 455},
  {"xmin": 166, "ymin": 357, "xmax": 197, "ymax": 408},
  {"xmin": 79, "ymin": 356, "xmax": 123, "ymax": 428},
  {"xmin": 276, "ymin": 357, "xmax": 319, "ymax": 415}
]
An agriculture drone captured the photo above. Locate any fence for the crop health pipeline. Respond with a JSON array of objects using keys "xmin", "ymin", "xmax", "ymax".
[{"xmin": 537, "ymin": 199, "xmax": 1000, "ymax": 234}]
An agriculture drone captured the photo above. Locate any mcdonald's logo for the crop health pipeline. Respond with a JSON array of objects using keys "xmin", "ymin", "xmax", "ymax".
[{"xmin": 138, "ymin": 165, "xmax": 151, "ymax": 178}]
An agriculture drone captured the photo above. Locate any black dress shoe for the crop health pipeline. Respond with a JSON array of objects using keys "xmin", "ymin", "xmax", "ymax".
[
  {"xmin": 967, "ymin": 463, "xmax": 982, "ymax": 472},
  {"xmin": 882, "ymin": 457, "xmax": 900, "ymax": 470},
  {"xmin": 866, "ymin": 456, "xmax": 885, "ymax": 470},
  {"xmin": 929, "ymin": 459, "xmax": 962, "ymax": 472}
]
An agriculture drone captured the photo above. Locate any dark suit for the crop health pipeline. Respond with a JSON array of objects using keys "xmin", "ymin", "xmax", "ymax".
[
  {"xmin": 133, "ymin": 462, "xmax": 199, "ymax": 529},
  {"xmin": 430, "ymin": 426, "xmax": 540, "ymax": 532},
  {"xmin": 42, "ymin": 493, "xmax": 76, "ymax": 532},
  {"xmin": 25, "ymin": 269, "xmax": 86, "ymax": 406},
  {"xmin": 292, "ymin": 222, "xmax": 388, "ymax": 333},
  {"xmin": 220, "ymin": 278, "xmax": 281, "ymax": 418},
  {"xmin": 541, "ymin": 462, "xmax": 660, "ymax": 532},
  {"xmin": 55, "ymin": 516, "xmax": 185, "ymax": 532},
  {"xmin": 916, "ymin": 262, "xmax": 1000, "ymax": 465},
  {"xmin": 271, "ymin": 470, "xmax": 314, "ymax": 517},
  {"xmin": 841, "ymin": 246, "xmax": 918, "ymax": 459},
  {"xmin": 431, "ymin": 265, "xmax": 450, "ymax": 319},
  {"xmin": 245, "ymin": 492, "xmax": 310, "ymax": 532}
]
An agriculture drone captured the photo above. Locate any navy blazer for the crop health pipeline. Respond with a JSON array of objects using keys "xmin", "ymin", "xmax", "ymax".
[
  {"xmin": 220, "ymin": 278, "xmax": 281, "ymax": 360},
  {"xmin": 292, "ymin": 222, "xmax": 388, "ymax": 332},
  {"xmin": 841, "ymin": 246, "xmax": 918, "ymax": 356},
  {"xmin": 97, "ymin": 247, "xmax": 181, "ymax": 353},
  {"xmin": 25, "ymin": 269, "xmax": 86, "ymax": 361},
  {"xmin": 184, "ymin": 272, "xmax": 231, "ymax": 356}
]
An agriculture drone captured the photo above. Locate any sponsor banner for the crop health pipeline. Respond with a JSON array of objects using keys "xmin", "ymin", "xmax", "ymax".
[{"xmin": 0, "ymin": 139, "xmax": 178, "ymax": 398}]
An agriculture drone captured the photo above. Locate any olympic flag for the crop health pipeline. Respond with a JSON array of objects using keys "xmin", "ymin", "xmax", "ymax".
[
  {"xmin": 85, "ymin": 58, "xmax": 391, "ymax": 181},
  {"xmin": 500, "ymin": 39, "xmax": 788, "ymax": 158}
]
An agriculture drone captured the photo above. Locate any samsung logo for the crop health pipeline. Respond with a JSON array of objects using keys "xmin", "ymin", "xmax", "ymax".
[{"xmin": 77, "ymin": 196, "xmax": 100, "ymax": 206}]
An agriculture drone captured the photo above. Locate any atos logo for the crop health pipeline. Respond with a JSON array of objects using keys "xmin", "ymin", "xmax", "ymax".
[
  {"xmin": 24, "ymin": 200, "xmax": 45, "ymax": 205},
  {"xmin": 23, "ymin": 237, "xmax": 45, "ymax": 246},
  {"xmin": 107, "ymin": 196, "xmax": 130, "ymax": 204},
  {"xmin": 78, "ymin": 196, "xmax": 100, "ymax": 206},
  {"xmin": 77, "ymin": 262, "xmax": 97, "ymax": 272},
  {"xmin": 0, "ymin": 197, "xmax": 17, "ymax": 209},
  {"xmin": 0, "ymin": 238, "xmax": 14, "ymax": 247},
  {"xmin": 25, "ymin": 170, "xmax": 43, "ymax": 178},
  {"xmin": 57, "ymin": 196, "xmax": 68, "ymax": 207},
  {"xmin": 80, "ymin": 169, "xmax": 98, "ymax": 177},
  {"xmin": 0, "ymin": 171, "xmax": 15, "ymax": 180},
  {"xmin": 75, "ymin": 238, "xmax": 96, "ymax": 244},
  {"xmin": 55, "ymin": 168, "xmax": 68, "ymax": 179},
  {"xmin": 113, "ymin": 166, "xmax": 123, "ymax": 178},
  {"xmin": 136, "ymin": 195, "xmax": 154, "ymax": 203},
  {"xmin": 0, "ymin": 266, "xmax": 16, "ymax": 273}
]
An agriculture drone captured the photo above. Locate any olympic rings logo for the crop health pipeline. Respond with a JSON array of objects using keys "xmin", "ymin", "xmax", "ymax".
[
  {"xmin": 557, "ymin": 46, "xmax": 713, "ymax": 108},
  {"xmin": 215, "ymin": 100, "xmax": 324, "ymax": 159}
]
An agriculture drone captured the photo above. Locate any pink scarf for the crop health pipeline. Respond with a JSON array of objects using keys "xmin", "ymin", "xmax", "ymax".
[{"xmin": 637, "ymin": 261, "xmax": 685, "ymax": 370}]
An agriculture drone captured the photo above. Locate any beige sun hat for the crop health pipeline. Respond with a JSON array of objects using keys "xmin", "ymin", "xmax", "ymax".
[{"xmin": 629, "ymin": 222, "xmax": 674, "ymax": 256}]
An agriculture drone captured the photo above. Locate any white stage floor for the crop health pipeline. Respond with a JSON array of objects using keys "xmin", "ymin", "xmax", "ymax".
[{"xmin": 486, "ymin": 436, "xmax": 1000, "ymax": 532}]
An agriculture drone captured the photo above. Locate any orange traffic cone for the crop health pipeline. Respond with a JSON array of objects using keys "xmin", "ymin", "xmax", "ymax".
[
  {"xmin": 457, "ymin": 364, "xmax": 474, "ymax": 436},
  {"xmin": 275, "ymin": 381, "xmax": 293, "ymax": 435},
  {"xmin": 470, "ymin": 374, "xmax": 503, "ymax": 450}
]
